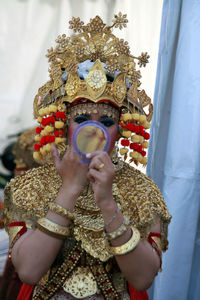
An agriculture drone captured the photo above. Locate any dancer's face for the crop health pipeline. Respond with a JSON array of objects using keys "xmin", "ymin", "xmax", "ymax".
[{"xmin": 68, "ymin": 105, "xmax": 119, "ymax": 154}]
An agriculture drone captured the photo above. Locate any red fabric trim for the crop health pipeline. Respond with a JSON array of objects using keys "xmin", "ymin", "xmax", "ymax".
[
  {"xmin": 17, "ymin": 284, "xmax": 34, "ymax": 300},
  {"xmin": 8, "ymin": 222, "xmax": 27, "ymax": 238},
  {"xmin": 9, "ymin": 221, "xmax": 27, "ymax": 227},
  {"xmin": 128, "ymin": 284, "xmax": 149, "ymax": 300},
  {"xmin": 147, "ymin": 232, "xmax": 162, "ymax": 268},
  {"xmin": 14, "ymin": 167, "xmax": 29, "ymax": 172},
  {"xmin": 148, "ymin": 232, "xmax": 161, "ymax": 239},
  {"xmin": 9, "ymin": 222, "xmax": 27, "ymax": 235}
]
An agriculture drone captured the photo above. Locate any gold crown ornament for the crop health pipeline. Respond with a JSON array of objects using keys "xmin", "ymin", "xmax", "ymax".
[{"xmin": 33, "ymin": 13, "xmax": 153, "ymax": 165}]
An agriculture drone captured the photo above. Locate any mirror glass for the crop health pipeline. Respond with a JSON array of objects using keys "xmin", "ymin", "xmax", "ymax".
[{"xmin": 72, "ymin": 121, "xmax": 110, "ymax": 164}]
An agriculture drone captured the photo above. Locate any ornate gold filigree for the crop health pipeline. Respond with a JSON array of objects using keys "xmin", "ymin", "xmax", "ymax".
[
  {"xmin": 33, "ymin": 13, "xmax": 152, "ymax": 119},
  {"xmin": 63, "ymin": 266, "xmax": 98, "ymax": 298},
  {"xmin": 86, "ymin": 59, "xmax": 107, "ymax": 99}
]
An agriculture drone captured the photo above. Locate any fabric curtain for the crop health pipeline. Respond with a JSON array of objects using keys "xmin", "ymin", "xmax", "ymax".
[{"xmin": 147, "ymin": 0, "xmax": 200, "ymax": 299}]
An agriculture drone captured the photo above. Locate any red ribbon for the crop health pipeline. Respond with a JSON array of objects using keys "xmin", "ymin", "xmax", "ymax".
[
  {"xmin": 9, "ymin": 222, "xmax": 27, "ymax": 237},
  {"xmin": 148, "ymin": 232, "xmax": 162, "ymax": 268},
  {"xmin": 128, "ymin": 284, "xmax": 149, "ymax": 300},
  {"xmin": 17, "ymin": 284, "xmax": 34, "ymax": 300}
]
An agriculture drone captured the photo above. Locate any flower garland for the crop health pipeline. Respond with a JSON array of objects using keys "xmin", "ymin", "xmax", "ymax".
[
  {"xmin": 33, "ymin": 103, "xmax": 68, "ymax": 162},
  {"xmin": 119, "ymin": 111, "xmax": 150, "ymax": 165}
]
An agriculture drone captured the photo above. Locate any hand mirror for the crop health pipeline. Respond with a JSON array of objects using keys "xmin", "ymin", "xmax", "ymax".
[{"xmin": 71, "ymin": 121, "xmax": 110, "ymax": 164}]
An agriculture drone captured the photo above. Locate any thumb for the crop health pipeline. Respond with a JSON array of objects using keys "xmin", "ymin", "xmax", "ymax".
[{"xmin": 51, "ymin": 145, "xmax": 60, "ymax": 169}]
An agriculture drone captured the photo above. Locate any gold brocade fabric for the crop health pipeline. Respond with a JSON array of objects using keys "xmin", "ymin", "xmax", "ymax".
[{"xmin": 3, "ymin": 162, "xmax": 171, "ymax": 262}]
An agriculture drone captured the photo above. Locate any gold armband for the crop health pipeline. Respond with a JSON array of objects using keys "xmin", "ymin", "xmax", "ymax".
[
  {"xmin": 37, "ymin": 217, "xmax": 70, "ymax": 239},
  {"xmin": 105, "ymin": 226, "xmax": 140, "ymax": 255},
  {"xmin": 48, "ymin": 202, "xmax": 74, "ymax": 220}
]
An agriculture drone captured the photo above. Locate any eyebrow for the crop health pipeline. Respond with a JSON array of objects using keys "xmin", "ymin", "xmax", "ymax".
[{"xmin": 100, "ymin": 115, "xmax": 114, "ymax": 119}]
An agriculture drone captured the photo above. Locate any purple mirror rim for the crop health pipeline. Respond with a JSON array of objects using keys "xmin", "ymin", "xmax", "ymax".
[{"xmin": 71, "ymin": 120, "xmax": 110, "ymax": 165}]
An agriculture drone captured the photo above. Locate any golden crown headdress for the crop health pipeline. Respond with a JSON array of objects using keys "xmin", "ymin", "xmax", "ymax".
[{"xmin": 33, "ymin": 13, "xmax": 153, "ymax": 165}]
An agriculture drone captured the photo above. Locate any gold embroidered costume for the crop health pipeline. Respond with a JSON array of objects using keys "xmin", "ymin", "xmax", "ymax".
[
  {"xmin": 3, "ymin": 162, "xmax": 171, "ymax": 299},
  {"xmin": 3, "ymin": 13, "xmax": 171, "ymax": 300}
]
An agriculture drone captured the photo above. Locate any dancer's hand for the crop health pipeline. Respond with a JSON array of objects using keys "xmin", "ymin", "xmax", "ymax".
[
  {"xmin": 87, "ymin": 151, "xmax": 115, "ymax": 208},
  {"xmin": 52, "ymin": 146, "xmax": 88, "ymax": 198}
]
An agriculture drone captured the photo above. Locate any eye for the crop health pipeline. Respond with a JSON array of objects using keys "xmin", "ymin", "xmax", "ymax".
[
  {"xmin": 100, "ymin": 117, "xmax": 115, "ymax": 127},
  {"xmin": 74, "ymin": 114, "xmax": 89, "ymax": 124}
]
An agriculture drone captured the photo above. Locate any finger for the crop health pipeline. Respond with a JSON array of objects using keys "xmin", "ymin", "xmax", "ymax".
[
  {"xmin": 51, "ymin": 145, "xmax": 61, "ymax": 169},
  {"xmin": 68, "ymin": 146, "xmax": 81, "ymax": 161},
  {"xmin": 87, "ymin": 172, "xmax": 95, "ymax": 183},
  {"xmin": 87, "ymin": 151, "xmax": 111, "ymax": 165},
  {"xmin": 89, "ymin": 158, "xmax": 103, "ymax": 171},
  {"xmin": 86, "ymin": 151, "xmax": 104, "ymax": 159},
  {"xmin": 88, "ymin": 168, "xmax": 102, "ymax": 182}
]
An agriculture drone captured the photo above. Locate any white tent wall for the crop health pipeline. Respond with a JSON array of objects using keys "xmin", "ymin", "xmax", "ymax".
[{"xmin": 0, "ymin": 0, "xmax": 163, "ymax": 141}]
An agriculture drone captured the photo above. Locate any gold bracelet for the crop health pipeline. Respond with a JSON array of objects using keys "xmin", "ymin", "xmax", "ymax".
[
  {"xmin": 48, "ymin": 202, "xmax": 74, "ymax": 220},
  {"xmin": 37, "ymin": 217, "xmax": 70, "ymax": 239},
  {"xmin": 105, "ymin": 226, "xmax": 140, "ymax": 255},
  {"xmin": 105, "ymin": 221, "xmax": 128, "ymax": 241}
]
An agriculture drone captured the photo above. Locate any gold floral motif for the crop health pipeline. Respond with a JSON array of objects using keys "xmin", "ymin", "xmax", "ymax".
[
  {"xmin": 88, "ymin": 16, "xmax": 106, "ymax": 33},
  {"xmin": 111, "ymin": 73, "xmax": 127, "ymax": 104},
  {"xmin": 63, "ymin": 266, "xmax": 98, "ymax": 298},
  {"xmin": 138, "ymin": 52, "xmax": 150, "ymax": 67},
  {"xmin": 65, "ymin": 72, "xmax": 81, "ymax": 97},
  {"xmin": 86, "ymin": 60, "xmax": 107, "ymax": 99},
  {"xmin": 112, "ymin": 12, "xmax": 128, "ymax": 30},
  {"xmin": 69, "ymin": 17, "xmax": 84, "ymax": 33}
]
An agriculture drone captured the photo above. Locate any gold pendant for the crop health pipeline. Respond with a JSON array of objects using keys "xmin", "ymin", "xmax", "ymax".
[{"xmin": 63, "ymin": 266, "xmax": 97, "ymax": 298}]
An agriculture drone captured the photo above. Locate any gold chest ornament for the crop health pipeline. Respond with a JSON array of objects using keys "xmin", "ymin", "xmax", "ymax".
[{"xmin": 63, "ymin": 266, "xmax": 98, "ymax": 298}]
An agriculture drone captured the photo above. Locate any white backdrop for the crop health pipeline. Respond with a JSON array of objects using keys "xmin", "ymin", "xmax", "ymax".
[{"xmin": 0, "ymin": 0, "xmax": 163, "ymax": 141}]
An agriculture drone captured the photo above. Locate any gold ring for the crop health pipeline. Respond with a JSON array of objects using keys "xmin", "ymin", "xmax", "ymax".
[{"xmin": 98, "ymin": 163, "xmax": 104, "ymax": 170}]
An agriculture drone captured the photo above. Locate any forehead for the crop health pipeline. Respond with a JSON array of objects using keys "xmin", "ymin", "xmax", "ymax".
[{"xmin": 68, "ymin": 102, "xmax": 119, "ymax": 122}]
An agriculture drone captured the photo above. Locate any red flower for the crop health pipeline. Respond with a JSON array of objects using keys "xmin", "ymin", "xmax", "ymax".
[
  {"xmin": 138, "ymin": 145, "xmax": 143, "ymax": 152},
  {"xmin": 41, "ymin": 116, "xmax": 55, "ymax": 126},
  {"xmin": 134, "ymin": 126, "xmax": 140, "ymax": 133},
  {"xmin": 130, "ymin": 143, "xmax": 139, "ymax": 150},
  {"xmin": 121, "ymin": 139, "xmax": 130, "ymax": 147},
  {"xmin": 54, "ymin": 130, "xmax": 64, "ymax": 137},
  {"xmin": 41, "ymin": 118, "xmax": 47, "ymax": 126},
  {"xmin": 34, "ymin": 144, "xmax": 41, "ymax": 151},
  {"xmin": 126, "ymin": 123, "xmax": 135, "ymax": 131},
  {"xmin": 36, "ymin": 127, "xmax": 42, "ymax": 134},
  {"xmin": 141, "ymin": 150, "xmax": 146, "ymax": 157},
  {"xmin": 40, "ymin": 136, "xmax": 46, "ymax": 146},
  {"xmin": 144, "ymin": 132, "xmax": 150, "ymax": 140},
  {"xmin": 56, "ymin": 112, "xmax": 66, "ymax": 118},
  {"xmin": 46, "ymin": 135, "xmax": 55, "ymax": 143},
  {"xmin": 138, "ymin": 126, "xmax": 144, "ymax": 133}
]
